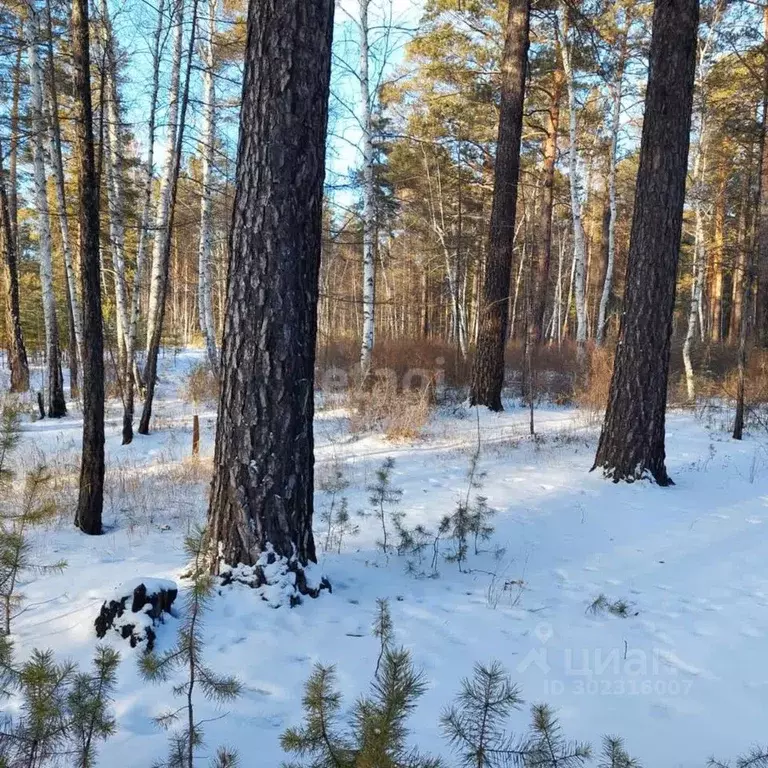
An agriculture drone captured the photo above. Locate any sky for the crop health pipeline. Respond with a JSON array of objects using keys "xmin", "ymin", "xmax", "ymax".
[{"xmin": 115, "ymin": 0, "xmax": 425, "ymax": 214}]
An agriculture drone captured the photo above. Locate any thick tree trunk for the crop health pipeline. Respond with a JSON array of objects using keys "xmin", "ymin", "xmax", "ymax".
[
  {"xmin": 533, "ymin": 58, "xmax": 563, "ymax": 344},
  {"xmin": 469, "ymin": 0, "xmax": 530, "ymax": 411},
  {"xmin": 757, "ymin": 7, "xmax": 768, "ymax": 348},
  {"xmin": 559, "ymin": 6, "xmax": 587, "ymax": 350},
  {"xmin": 9, "ymin": 28, "xmax": 21, "ymax": 252},
  {"xmin": 593, "ymin": 0, "xmax": 698, "ymax": 485},
  {"xmin": 197, "ymin": 0, "xmax": 219, "ymax": 376},
  {"xmin": 730, "ymin": 146, "xmax": 753, "ymax": 344},
  {"xmin": 28, "ymin": 11, "xmax": 66, "ymax": 417},
  {"xmin": 207, "ymin": 0, "xmax": 334, "ymax": 571},
  {"xmin": 0, "ymin": 141, "xmax": 29, "ymax": 393},
  {"xmin": 140, "ymin": 0, "xmax": 195, "ymax": 435},
  {"xmin": 123, "ymin": 0, "xmax": 165, "ymax": 444},
  {"xmin": 72, "ymin": 0, "xmax": 105, "ymax": 535},
  {"xmin": 359, "ymin": 0, "xmax": 376, "ymax": 380}
]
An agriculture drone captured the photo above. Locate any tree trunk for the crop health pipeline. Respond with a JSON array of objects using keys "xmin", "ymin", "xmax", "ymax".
[
  {"xmin": 72, "ymin": 0, "xmax": 105, "ymax": 535},
  {"xmin": 730, "ymin": 142, "xmax": 754, "ymax": 344},
  {"xmin": 757, "ymin": 7, "xmax": 768, "ymax": 348},
  {"xmin": 0, "ymin": 140, "xmax": 29, "ymax": 393},
  {"xmin": 123, "ymin": 0, "xmax": 165, "ymax": 444},
  {"xmin": 359, "ymin": 0, "xmax": 376, "ymax": 380},
  {"xmin": 596, "ymin": 29, "xmax": 628, "ymax": 345},
  {"xmin": 593, "ymin": 0, "xmax": 698, "ymax": 485},
  {"xmin": 100, "ymin": 0, "xmax": 131, "ymax": 371},
  {"xmin": 140, "ymin": 0, "xmax": 184, "ymax": 427},
  {"xmin": 469, "ymin": 0, "xmax": 530, "ymax": 411},
  {"xmin": 559, "ymin": 5, "xmax": 588, "ymax": 350},
  {"xmin": 28, "ymin": 10, "xmax": 66, "ymax": 418},
  {"xmin": 140, "ymin": 0, "xmax": 195, "ymax": 435},
  {"xmin": 533, "ymin": 56, "xmax": 563, "ymax": 344},
  {"xmin": 736, "ymin": 7, "xmax": 768, "ymax": 437},
  {"xmin": 709, "ymin": 172, "xmax": 726, "ymax": 343},
  {"xmin": 683, "ymin": 130, "xmax": 706, "ymax": 402},
  {"xmin": 9, "ymin": 25, "xmax": 22, "ymax": 252},
  {"xmin": 197, "ymin": 0, "xmax": 219, "ymax": 376},
  {"xmin": 207, "ymin": 0, "xmax": 334, "ymax": 572},
  {"xmin": 44, "ymin": 0, "xmax": 83, "ymax": 398}
]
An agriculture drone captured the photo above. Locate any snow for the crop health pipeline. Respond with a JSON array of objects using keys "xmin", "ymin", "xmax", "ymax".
[
  {"xmin": 6, "ymin": 349, "xmax": 768, "ymax": 766},
  {"xmin": 108, "ymin": 578, "xmax": 178, "ymax": 602}
]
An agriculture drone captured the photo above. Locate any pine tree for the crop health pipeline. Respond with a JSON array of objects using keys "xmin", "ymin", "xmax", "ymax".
[
  {"xmin": 593, "ymin": 0, "xmax": 699, "ymax": 485},
  {"xmin": 139, "ymin": 528, "xmax": 240, "ymax": 768},
  {"xmin": 206, "ymin": 0, "xmax": 335, "ymax": 576}
]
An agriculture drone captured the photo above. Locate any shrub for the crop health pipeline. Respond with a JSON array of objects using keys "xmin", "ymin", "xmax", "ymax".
[{"xmin": 183, "ymin": 363, "xmax": 220, "ymax": 407}]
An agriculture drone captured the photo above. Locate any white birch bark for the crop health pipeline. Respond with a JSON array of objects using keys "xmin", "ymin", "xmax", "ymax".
[
  {"xmin": 145, "ymin": 0, "xmax": 184, "ymax": 360},
  {"xmin": 683, "ymin": 0, "xmax": 724, "ymax": 401},
  {"xmin": 596, "ymin": 42, "xmax": 626, "ymax": 345},
  {"xmin": 197, "ymin": 0, "xmax": 219, "ymax": 374},
  {"xmin": 28, "ymin": 10, "xmax": 61, "ymax": 404},
  {"xmin": 42, "ymin": 33, "xmax": 83, "ymax": 365},
  {"xmin": 358, "ymin": 0, "xmax": 376, "ymax": 378},
  {"xmin": 128, "ymin": 0, "xmax": 165, "ymax": 390},
  {"xmin": 558, "ymin": 6, "xmax": 587, "ymax": 348},
  {"xmin": 100, "ymin": 0, "xmax": 130, "ymax": 366}
]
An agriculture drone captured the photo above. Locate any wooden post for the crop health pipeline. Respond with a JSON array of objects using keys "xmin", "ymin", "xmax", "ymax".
[{"xmin": 192, "ymin": 414, "xmax": 200, "ymax": 457}]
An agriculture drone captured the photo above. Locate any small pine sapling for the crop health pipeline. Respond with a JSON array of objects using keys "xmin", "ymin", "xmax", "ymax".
[
  {"xmin": 586, "ymin": 594, "xmax": 635, "ymax": 619},
  {"xmin": 281, "ymin": 598, "xmax": 439, "ymax": 768},
  {"xmin": 318, "ymin": 465, "xmax": 351, "ymax": 553},
  {"xmin": 599, "ymin": 736, "xmax": 640, "ymax": 768},
  {"xmin": 139, "ymin": 527, "xmax": 241, "ymax": 768},
  {"xmin": 441, "ymin": 660, "xmax": 528, "ymax": 767},
  {"xmin": 0, "ymin": 408, "xmax": 21, "ymax": 491},
  {"xmin": 0, "ymin": 466, "xmax": 64, "ymax": 635},
  {"xmin": 468, "ymin": 496, "xmax": 496, "ymax": 555},
  {"xmin": 430, "ymin": 515, "xmax": 452, "ymax": 576},
  {"xmin": 526, "ymin": 704, "xmax": 591, "ymax": 768},
  {"xmin": 365, "ymin": 457, "xmax": 403, "ymax": 558},
  {"xmin": 68, "ymin": 646, "xmax": 121, "ymax": 768}
]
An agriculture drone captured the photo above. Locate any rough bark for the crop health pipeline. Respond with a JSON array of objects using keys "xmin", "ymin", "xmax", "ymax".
[
  {"xmin": 757, "ymin": 5, "xmax": 768, "ymax": 347},
  {"xmin": 709, "ymin": 173, "xmax": 726, "ymax": 343},
  {"xmin": 533, "ymin": 57, "xmax": 563, "ymax": 344},
  {"xmin": 359, "ymin": 0, "xmax": 376, "ymax": 380},
  {"xmin": 28, "ymin": 10, "xmax": 66, "ymax": 417},
  {"xmin": 469, "ymin": 0, "xmax": 530, "ymax": 411},
  {"xmin": 123, "ymin": 0, "xmax": 165, "ymax": 445},
  {"xmin": 197, "ymin": 0, "xmax": 219, "ymax": 376},
  {"xmin": 72, "ymin": 0, "xmax": 105, "ymax": 535},
  {"xmin": 0, "ymin": 140, "xmax": 29, "ymax": 393},
  {"xmin": 593, "ymin": 0, "xmax": 698, "ymax": 485},
  {"xmin": 207, "ymin": 0, "xmax": 334, "ymax": 571}
]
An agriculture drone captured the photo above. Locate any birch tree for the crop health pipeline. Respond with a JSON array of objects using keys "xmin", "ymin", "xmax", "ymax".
[
  {"xmin": 27, "ymin": 6, "xmax": 66, "ymax": 417},
  {"xmin": 595, "ymin": 6, "xmax": 634, "ymax": 345},
  {"xmin": 197, "ymin": 0, "xmax": 218, "ymax": 375},
  {"xmin": 100, "ymin": 0, "xmax": 131, "ymax": 372},
  {"xmin": 358, "ymin": 0, "xmax": 377, "ymax": 380},
  {"xmin": 558, "ymin": 4, "xmax": 588, "ymax": 350},
  {"xmin": 140, "ymin": 0, "xmax": 198, "ymax": 435},
  {"xmin": 0, "ymin": 139, "xmax": 29, "ymax": 393},
  {"xmin": 123, "ymin": 0, "xmax": 165, "ymax": 444},
  {"xmin": 43, "ymin": 0, "xmax": 83, "ymax": 397},
  {"xmin": 143, "ymin": 0, "xmax": 184, "ymax": 385}
]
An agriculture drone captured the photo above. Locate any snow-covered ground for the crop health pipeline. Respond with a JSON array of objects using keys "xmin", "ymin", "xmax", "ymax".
[{"xmin": 5, "ymin": 350, "xmax": 768, "ymax": 766}]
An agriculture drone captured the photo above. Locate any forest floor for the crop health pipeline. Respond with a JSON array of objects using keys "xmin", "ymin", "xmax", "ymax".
[{"xmin": 5, "ymin": 349, "xmax": 768, "ymax": 766}]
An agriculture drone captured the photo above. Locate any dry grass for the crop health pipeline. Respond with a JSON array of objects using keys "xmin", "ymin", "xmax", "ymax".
[
  {"xmin": 183, "ymin": 362, "xmax": 220, "ymax": 406},
  {"xmin": 347, "ymin": 377, "xmax": 433, "ymax": 441},
  {"xmin": 574, "ymin": 346, "xmax": 613, "ymax": 424}
]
